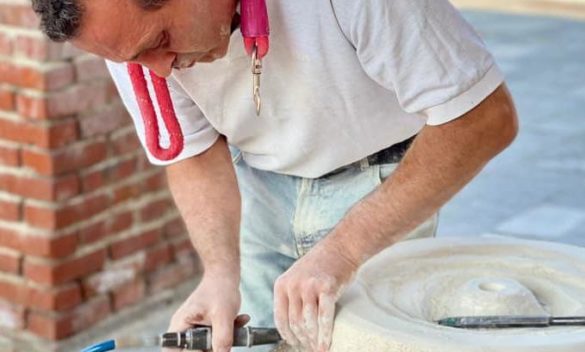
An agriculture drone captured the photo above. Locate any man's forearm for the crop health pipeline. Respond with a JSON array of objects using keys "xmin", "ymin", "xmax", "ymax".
[
  {"xmin": 325, "ymin": 84, "xmax": 519, "ymax": 267},
  {"xmin": 166, "ymin": 137, "xmax": 241, "ymax": 278}
]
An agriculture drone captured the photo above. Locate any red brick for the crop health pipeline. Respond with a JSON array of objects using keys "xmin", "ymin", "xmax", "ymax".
[
  {"xmin": 0, "ymin": 299, "xmax": 25, "ymax": 330},
  {"xmin": 0, "ymin": 86, "xmax": 15, "ymax": 111},
  {"xmin": 20, "ymin": 232, "xmax": 78, "ymax": 258},
  {"xmin": 148, "ymin": 255, "xmax": 200, "ymax": 294},
  {"xmin": 69, "ymin": 296, "xmax": 111, "ymax": 334},
  {"xmin": 140, "ymin": 199, "xmax": 172, "ymax": 221},
  {"xmin": 22, "ymin": 140, "xmax": 108, "ymax": 176},
  {"xmin": 109, "ymin": 229, "xmax": 161, "ymax": 260},
  {"xmin": 78, "ymin": 221, "xmax": 107, "ymax": 244},
  {"xmin": 171, "ymin": 238, "xmax": 196, "ymax": 258},
  {"xmin": 0, "ymin": 117, "xmax": 78, "ymax": 149},
  {"xmin": 24, "ymin": 193, "xmax": 109, "ymax": 230},
  {"xmin": 0, "ymin": 31, "xmax": 13, "ymax": 56},
  {"xmin": 0, "ymin": 117, "xmax": 33, "ymax": 144},
  {"xmin": 0, "ymin": 173, "xmax": 79, "ymax": 202},
  {"xmin": 75, "ymin": 55, "xmax": 110, "ymax": 82},
  {"xmin": 0, "ymin": 197, "xmax": 20, "ymax": 221},
  {"xmin": 0, "ymin": 4, "xmax": 39, "ymax": 28},
  {"xmin": 0, "ymin": 62, "xmax": 74, "ymax": 91},
  {"xmin": 107, "ymin": 158, "xmax": 137, "ymax": 182},
  {"xmin": 0, "ymin": 143, "xmax": 20, "ymax": 166},
  {"xmin": 112, "ymin": 280, "xmax": 145, "ymax": 312},
  {"xmin": 56, "ymin": 194, "xmax": 110, "ymax": 228},
  {"xmin": 0, "ymin": 249, "xmax": 21, "ymax": 274},
  {"xmin": 46, "ymin": 119, "xmax": 79, "ymax": 149},
  {"xmin": 113, "ymin": 182, "xmax": 141, "ymax": 205},
  {"xmin": 21, "ymin": 63, "xmax": 75, "ymax": 91},
  {"xmin": 27, "ymin": 283, "xmax": 82, "ymax": 311},
  {"xmin": 79, "ymin": 103, "xmax": 130, "ymax": 138},
  {"xmin": 108, "ymin": 211, "xmax": 134, "ymax": 233},
  {"xmin": 110, "ymin": 127, "xmax": 141, "ymax": 155},
  {"xmin": 14, "ymin": 35, "xmax": 85, "ymax": 62},
  {"xmin": 106, "ymin": 81, "xmax": 121, "ymax": 102},
  {"xmin": 163, "ymin": 217, "xmax": 187, "ymax": 239},
  {"xmin": 13, "ymin": 34, "xmax": 64, "ymax": 61},
  {"xmin": 27, "ymin": 311, "xmax": 71, "ymax": 340},
  {"xmin": 23, "ymin": 204, "xmax": 57, "ymax": 230},
  {"xmin": 145, "ymin": 244, "xmax": 173, "ymax": 271},
  {"xmin": 142, "ymin": 172, "xmax": 167, "ymax": 192},
  {"xmin": 0, "ymin": 61, "xmax": 19, "ymax": 87},
  {"xmin": 83, "ymin": 256, "xmax": 145, "ymax": 297},
  {"xmin": 28, "ymin": 296, "xmax": 111, "ymax": 340},
  {"xmin": 80, "ymin": 169, "xmax": 105, "ymax": 193},
  {"xmin": 23, "ymin": 249, "xmax": 107, "ymax": 285},
  {"xmin": 17, "ymin": 82, "xmax": 108, "ymax": 120},
  {"xmin": 0, "ymin": 225, "xmax": 23, "ymax": 251},
  {"xmin": 0, "ymin": 278, "xmax": 28, "ymax": 305},
  {"xmin": 136, "ymin": 153, "xmax": 152, "ymax": 172}
]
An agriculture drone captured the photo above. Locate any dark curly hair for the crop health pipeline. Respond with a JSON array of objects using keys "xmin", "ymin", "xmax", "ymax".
[{"xmin": 31, "ymin": 0, "xmax": 169, "ymax": 42}]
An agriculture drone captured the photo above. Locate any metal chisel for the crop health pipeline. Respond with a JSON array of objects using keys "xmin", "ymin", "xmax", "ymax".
[
  {"xmin": 438, "ymin": 316, "xmax": 585, "ymax": 329},
  {"xmin": 81, "ymin": 326, "xmax": 282, "ymax": 351}
]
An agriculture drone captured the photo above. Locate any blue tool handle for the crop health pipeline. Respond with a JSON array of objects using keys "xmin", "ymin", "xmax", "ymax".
[{"xmin": 80, "ymin": 340, "xmax": 116, "ymax": 352}]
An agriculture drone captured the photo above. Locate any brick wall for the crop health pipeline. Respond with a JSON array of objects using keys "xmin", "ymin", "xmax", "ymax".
[{"xmin": 0, "ymin": 0, "xmax": 199, "ymax": 345}]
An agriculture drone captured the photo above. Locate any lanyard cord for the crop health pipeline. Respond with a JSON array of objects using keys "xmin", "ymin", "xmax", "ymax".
[
  {"xmin": 127, "ymin": 64, "xmax": 184, "ymax": 161},
  {"xmin": 127, "ymin": 0, "xmax": 269, "ymax": 161}
]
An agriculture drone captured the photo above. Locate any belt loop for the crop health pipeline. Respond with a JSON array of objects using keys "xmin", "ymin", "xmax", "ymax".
[{"xmin": 359, "ymin": 157, "xmax": 369, "ymax": 170}]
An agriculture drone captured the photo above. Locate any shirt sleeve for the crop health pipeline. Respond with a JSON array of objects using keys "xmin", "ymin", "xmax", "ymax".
[
  {"xmin": 331, "ymin": 0, "xmax": 505, "ymax": 125},
  {"xmin": 106, "ymin": 61, "xmax": 220, "ymax": 165}
]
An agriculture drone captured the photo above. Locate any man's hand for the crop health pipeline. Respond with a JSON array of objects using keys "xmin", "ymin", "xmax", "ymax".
[
  {"xmin": 165, "ymin": 137, "xmax": 243, "ymax": 351},
  {"xmin": 274, "ymin": 241, "xmax": 358, "ymax": 352},
  {"xmin": 166, "ymin": 273, "xmax": 243, "ymax": 352}
]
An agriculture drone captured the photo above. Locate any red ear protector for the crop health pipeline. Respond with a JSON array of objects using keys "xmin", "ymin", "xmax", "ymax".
[{"xmin": 126, "ymin": 0, "xmax": 270, "ymax": 161}]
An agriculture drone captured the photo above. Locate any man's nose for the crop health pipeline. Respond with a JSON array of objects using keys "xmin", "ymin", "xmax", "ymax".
[{"xmin": 138, "ymin": 51, "xmax": 176, "ymax": 78}]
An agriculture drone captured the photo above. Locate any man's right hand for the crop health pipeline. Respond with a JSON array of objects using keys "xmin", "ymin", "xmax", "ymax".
[{"xmin": 166, "ymin": 273, "xmax": 244, "ymax": 352}]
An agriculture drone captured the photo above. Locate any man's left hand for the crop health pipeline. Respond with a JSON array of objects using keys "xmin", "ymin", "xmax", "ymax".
[{"xmin": 273, "ymin": 240, "xmax": 358, "ymax": 352}]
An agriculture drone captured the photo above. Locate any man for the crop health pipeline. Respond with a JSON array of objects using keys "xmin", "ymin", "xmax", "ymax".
[{"xmin": 32, "ymin": 0, "xmax": 518, "ymax": 351}]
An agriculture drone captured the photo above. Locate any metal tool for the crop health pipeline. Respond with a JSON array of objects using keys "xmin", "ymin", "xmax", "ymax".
[
  {"xmin": 251, "ymin": 47, "xmax": 263, "ymax": 115},
  {"xmin": 438, "ymin": 316, "xmax": 585, "ymax": 329},
  {"xmin": 81, "ymin": 326, "xmax": 282, "ymax": 351},
  {"xmin": 240, "ymin": 0, "xmax": 270, "ymax": 116},
  {"xmin": 162, "ymin": 326, "xmax": 282, "ymax": 349}
]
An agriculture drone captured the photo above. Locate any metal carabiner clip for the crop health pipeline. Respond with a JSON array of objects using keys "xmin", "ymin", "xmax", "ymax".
[
  {"xmin": 251, "ymin": 46, "xmax": 262, "ymax": 115},
  {"xmin": 241, "ymin": 0, "xmax": 269, "ymax": 116}
]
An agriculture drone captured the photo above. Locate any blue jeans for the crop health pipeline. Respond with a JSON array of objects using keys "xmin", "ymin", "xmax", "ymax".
[{"xmin": 232, "ymin": 153, "xmax": 437, "ymax": 351}]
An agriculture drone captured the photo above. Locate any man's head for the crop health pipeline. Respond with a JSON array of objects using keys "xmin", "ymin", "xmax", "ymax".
[{"xmin": 32, "ymin": 0, "xmax": 238, "ymax": 77}]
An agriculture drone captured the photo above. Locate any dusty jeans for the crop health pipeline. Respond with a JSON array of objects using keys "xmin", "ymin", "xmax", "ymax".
[{"xmin": 232, "ymin": 152, "xmax": 437, "ymax": 351}]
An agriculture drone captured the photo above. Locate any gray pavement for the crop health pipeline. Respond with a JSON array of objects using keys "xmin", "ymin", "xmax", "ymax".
[
  {"xmin": 437, "ymin": 11, "xmax": 585, "ymax": 248},
  {"xmin": 69, "ymin": 10, "xmax": 585, "ymax": 352}
]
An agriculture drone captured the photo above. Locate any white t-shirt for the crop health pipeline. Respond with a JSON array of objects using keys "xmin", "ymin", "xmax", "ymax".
[{"xmin": 107, "ymin": 0, "xmax": 504, "ymax": 178}]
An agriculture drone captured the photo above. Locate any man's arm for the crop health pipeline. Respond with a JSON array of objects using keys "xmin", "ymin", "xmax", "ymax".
[
  {"xmin": 328, "ymin": 84, "xmax": 518, "ymax": 263},
  {"xmin": 274, "ymin": 84, "xmax": 519, "ymax": 351},
  {"xmin": 165, "ymin": 136, "xmax": 243, "ymax": 352}
]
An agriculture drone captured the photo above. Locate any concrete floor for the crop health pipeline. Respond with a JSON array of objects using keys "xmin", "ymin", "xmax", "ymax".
[{"xmin": 70, "ymin": 10, "xmax": 585, "ymax": 352}]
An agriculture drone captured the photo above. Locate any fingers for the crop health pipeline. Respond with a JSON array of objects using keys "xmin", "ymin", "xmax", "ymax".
[
  {"xmin": 317, "ymin": 293, "xmax": 336, "ymax": 352},
  {"xmin": 211, "ymin": 310, "xmax": 236, "ymax": 352},
  {"xmin": 289, "ymin": 294, "xmax": 312, "ymax": 349},
  {"xmin": 165, "ymin": 305, "xmax": 207, "ymax": 352},
  {"xmin": 234, "ymin": 314, "xmax": 251, "ymax": 328},
  {"xmin": 168, "ymin": 304, "xmax": 207, "ymax": 332},
  {"xmin": 274, "ymin": 283, "xmax": 300, "ymax": 347},
  {"xmin": 302, "ymin": 297, "xmax": 319, "ymax": 351},
  {"xmin": 275, "ymin": 276, "xmax": 339, "ymax": 352}
]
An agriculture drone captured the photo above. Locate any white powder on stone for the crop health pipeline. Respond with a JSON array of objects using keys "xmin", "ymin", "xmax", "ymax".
[{"xmin": 278, "ymin": 237, "xmax": 585, "ymax": 352}]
